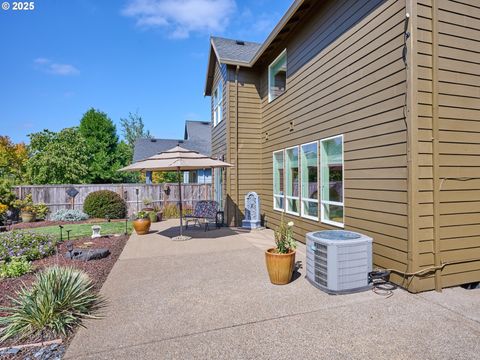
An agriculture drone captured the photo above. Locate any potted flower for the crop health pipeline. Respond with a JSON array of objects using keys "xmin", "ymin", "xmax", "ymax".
[
  {"xmin": 265, "ymin": 216, "xmax": 297, "ymax": 285},
  {"xmin": 142, "ymin": 198, "xmax": 154, "ymax": 212},
  {"xmin": 132, "ymin": 210, "xmax": 151, "ymax": 235},
  {"xmin": 12, "ymin": 194, "xmax": 49, "ymax": 223}
]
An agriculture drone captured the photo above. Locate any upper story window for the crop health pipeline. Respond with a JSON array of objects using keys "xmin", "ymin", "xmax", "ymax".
[
  {"xmin": 268, "ymin": 49, "xmax": 287, "ymax": 102},
  {"xmin": 213, "ymin": 81, "xmax": 223, "ymax": 127}
]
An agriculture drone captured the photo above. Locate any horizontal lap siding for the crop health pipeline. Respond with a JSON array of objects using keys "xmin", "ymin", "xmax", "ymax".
[
  {"xmin": 225, "ymin": 67, "xmax": 262, "ymax": 225},
  {"xmin": 438, "ymin": 0, "xmax": 480, "ymax": 286},
  {"xmin": 417, "ymin": 0, "xmax": 480, "ymax": 291},
  {"xmin": 259, "ymin": 0, "xmax": 409, "ymax": 275},
  {"xmin": 417, "ymin": 0, "xmax": 435, "ymax": 287},
  {"xmin": 211, "ymin": 61, "xmax": 228, "ymax": 216}
]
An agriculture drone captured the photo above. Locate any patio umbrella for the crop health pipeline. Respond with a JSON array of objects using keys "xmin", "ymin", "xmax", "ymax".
[{"xmin": 119, "ymin": 145, "xmax": 232, "ymax": 240}]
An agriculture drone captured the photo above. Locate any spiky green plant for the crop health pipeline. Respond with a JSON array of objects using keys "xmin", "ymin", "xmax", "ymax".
[{"xmin": 0, "ymin": 266, "xmax": 106, "ymax": 341}]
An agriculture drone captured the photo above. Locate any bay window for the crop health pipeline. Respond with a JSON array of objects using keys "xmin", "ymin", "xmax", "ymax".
[
  {"xmin": 320, "ymin": 135, "xmax": 344, "ymax": 227},
  {"xmin": 301, "ymin": 141, "xmax": 318, "ymax": 220},
  {"xmin": 285, "ymin": 146, "xmax": 299, "ymax": 215}
]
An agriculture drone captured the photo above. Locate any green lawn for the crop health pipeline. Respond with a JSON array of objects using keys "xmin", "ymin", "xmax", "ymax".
[{"xmin": 29, "ymin": 221, "xmax": 133, "ymax": 241}]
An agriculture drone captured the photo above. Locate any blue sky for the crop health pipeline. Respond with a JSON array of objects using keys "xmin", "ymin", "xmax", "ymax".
[{"xmin": 0, "ymin": 0, "xmax": 292, "ymax": 143}]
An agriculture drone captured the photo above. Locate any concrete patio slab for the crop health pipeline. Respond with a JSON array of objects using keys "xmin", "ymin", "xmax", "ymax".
[{"xmin": 65, "ymin": 219, "xmax": 480, "ymax": 360}]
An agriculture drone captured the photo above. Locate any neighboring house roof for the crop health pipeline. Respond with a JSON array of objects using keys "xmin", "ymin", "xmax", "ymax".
[
  {"xmin": 205, "ymin": 0, "xmax": 313, "ymax": 95},
  {"xmin": 133, "ymin": 121, "xmax": 211, "ymax": 162}
]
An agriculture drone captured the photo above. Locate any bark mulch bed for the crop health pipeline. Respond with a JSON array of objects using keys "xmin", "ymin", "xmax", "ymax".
[
  {"xmin": 9, "ymin": 218, "xmax": 125, "ymax": 231},
  {"xmin": 0, "ymin": 234, "xmax": 129, "ymax": 358}
]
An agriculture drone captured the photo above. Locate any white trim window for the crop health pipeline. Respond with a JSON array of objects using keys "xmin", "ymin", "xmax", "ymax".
[
  {"xmin": 214, "ymin": 167, "xmax": 223, "ymax": 209},
  {"xmin": 273, "ymin": 150, "xmax": 285, "ymax": 211},
  {"xmin": 285, "ymin": 146, "xmax": 300, "ymax": 215},
  {"xmin": 268, "ymin": 49, "xmax": 287, "ymax": 102},
  {"xmin": 300, "ymin": 141, "xmax": 319, "ymax": 220},
  {"xmin": 320, "ymin": 135, "xmax": 344, "ymax": 227},
  {"xmin": 213, "ymin": 81, "xmax": 223, "ymax": 126}
]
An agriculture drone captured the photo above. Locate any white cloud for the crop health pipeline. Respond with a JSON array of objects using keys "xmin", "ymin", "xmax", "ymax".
[
  {"xmin": 122, "ymin": 0, "xmax": 236, "ymax": 39},
  {"xmin": 33, "ymin": 58, "xmax": 80, "ymax": 76}
]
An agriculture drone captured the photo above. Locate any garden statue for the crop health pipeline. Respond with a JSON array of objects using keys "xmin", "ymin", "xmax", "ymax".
[
  {"xmin": 91, "ymin": 225, "xmax": 101, "ymax": 238},
  {"xmin": 242, "ymin": 192, "xmax": 261, "ymax": 229}
]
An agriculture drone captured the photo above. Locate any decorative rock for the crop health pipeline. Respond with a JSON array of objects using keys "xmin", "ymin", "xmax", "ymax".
[
  {"xmin": 65, "ymin": 248, "xmax": 110, "ymax": 261},
  {"xmin": 34, "ymin": 348, "xmax": 45, "ymax": 358},
  {"xmin": 242, "ymin": 191, "xmax": 261, "ymax": 229},
  {"xmin": 91, "ymin": 225, "xmax": 102, "ymax": 238},
  {"xmin": 6, "ymin": 347, "xmax": 20, "ymax": 354}
]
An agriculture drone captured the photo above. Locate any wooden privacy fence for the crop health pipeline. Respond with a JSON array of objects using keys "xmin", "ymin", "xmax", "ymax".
[{"xmin": 14, "ymin": 183, "xmax": 212, "ymax": 218}]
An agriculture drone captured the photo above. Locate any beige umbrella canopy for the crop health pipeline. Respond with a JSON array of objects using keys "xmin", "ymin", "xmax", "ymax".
[{"xmin": 120, "ymin": 145, "xmax": 232, "ymax": 240}]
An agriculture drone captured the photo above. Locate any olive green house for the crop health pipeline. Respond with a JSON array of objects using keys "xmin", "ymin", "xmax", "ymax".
[{"xmin": 205, "ymin": 0, "xmax": 480, "ymax": 293}]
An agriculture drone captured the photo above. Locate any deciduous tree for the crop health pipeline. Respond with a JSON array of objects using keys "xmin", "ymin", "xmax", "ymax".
[
  {"xmin": 26, "ymin": 128, "xmax": 89, "ymax": 184},
  {"xmin": 0, "ymin": 136, "xmax": 28, "ymax": 183},
  {"xmin": 120, "ymin": 111, "xmax": 152, "ymax": 150}
]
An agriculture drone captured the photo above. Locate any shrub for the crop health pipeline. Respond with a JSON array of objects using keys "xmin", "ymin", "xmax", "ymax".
[
  {"xmin": 51, "ymin": 209, "xmax": 89, "ymax": 222},
  {"xmin": 148, "ymin": 211, "xmax": 157, "ymax": 223},
  {"xmin": 0, "ymin": 257, "xmax": 32, "ymax": 278},
  {"xmin": 0, "ymin": 266, "xmax": 105, "ymax": 341},
  {"xmin": 0, "ymin": 231, "xmax": 56, "ymax": 262},
  {"xmin": 0, "ymin": 178, "xmax": 16, "ymax": 207},
  {"xmin": 83, "ymin": 190, "xmax": 126, "ymax": 219},
  {"xmin": 162, "ymin": 203, "xmax": 179, "ymax": 219}
]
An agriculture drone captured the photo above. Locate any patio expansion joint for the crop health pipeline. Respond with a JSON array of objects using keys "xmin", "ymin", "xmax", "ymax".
[
  {"xmin": 413, "ymin": 293, "xmax": 480, "ymax": 329},
  {"xmin": 66, "ymin": 298, "xmax": 374, "ymax": 359}
]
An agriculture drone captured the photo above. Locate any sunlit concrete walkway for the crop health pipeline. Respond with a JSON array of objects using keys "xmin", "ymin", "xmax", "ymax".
[{"xmin": 65, "ymin": 219, "xmax": 480, "ymax": 359}]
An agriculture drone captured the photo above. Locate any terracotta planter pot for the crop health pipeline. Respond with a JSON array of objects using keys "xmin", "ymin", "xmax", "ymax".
[
  {"xmin": 133, "ymin": 218, "xmax": 151, "ymax": 235},
  {"xmin": 265, "ymin": 248, "xmax": 296, "ymax": 285},
  {"xmin": 21, "ymin": 211, "xmax": 36, "ymax": 223}
]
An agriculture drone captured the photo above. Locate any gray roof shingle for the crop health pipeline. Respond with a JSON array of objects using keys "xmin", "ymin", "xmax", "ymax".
[
  {"xmin": 133, "ymin": 121, "xmax": 211, "ymax": 162},
  {"xmin": 211, "ymin": 36, "xmax": 262, "ymax": 64}
]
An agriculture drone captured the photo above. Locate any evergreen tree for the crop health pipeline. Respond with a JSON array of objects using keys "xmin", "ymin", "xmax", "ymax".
[{"xmin": 79, "ymin": 108, "xmax": 119, "ymax": 183}]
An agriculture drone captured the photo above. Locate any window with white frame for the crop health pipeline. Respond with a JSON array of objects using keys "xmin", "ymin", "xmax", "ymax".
[
  {"xmin": 285, "ymin": 146, "xmax": 299, "ymax": 215},
  {"xmin": 273, "ymin": 150, "xmax": 284, "ymax": 211},
  {"xmin": 320, "ymin": 135, "xmax": 344, "ymax": 227},
  {"xmin": 213, "ymin": 81, "xmax": 223, "ymax": 126},
  {"xmin": 301, "ymin": 142, "xmax": 318, "ymax": 220},
  {"xmin": 268, "ymin": 50, "xmax": 287, "ymax": 102},
  {"xmin": 214, "ymin": 167, "xmax": 223, "ymax": 209}
]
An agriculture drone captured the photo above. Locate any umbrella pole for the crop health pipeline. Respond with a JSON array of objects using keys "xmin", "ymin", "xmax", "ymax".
[{"xmin": 178, "ymin": 167, "xmax": 183, "ymax": 237}]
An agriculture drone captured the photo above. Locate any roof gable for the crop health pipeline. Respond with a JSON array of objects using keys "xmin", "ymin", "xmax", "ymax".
[{"xmin": 204, "ymin": 0, "xmax": 313, "ymax": 96}]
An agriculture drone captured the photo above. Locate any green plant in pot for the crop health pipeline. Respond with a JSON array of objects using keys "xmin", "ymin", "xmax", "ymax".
[
  {"xmin": 265, "ymin": 215, "xmax": 297, "ymax": 285},
  {"xmin": 142, "ymin": 198, "xmax": 154, "ymax": 212},
  {"xmin": 132, "ymin": 210, "xmax": 151, "ymax": 235},
  {"xmin": 12, "ymin": 194, "xmax": 49, "ymax": 223},
  {"xmin": 147, "ymin": 211, "xmax": 158, "ymax": 223}
]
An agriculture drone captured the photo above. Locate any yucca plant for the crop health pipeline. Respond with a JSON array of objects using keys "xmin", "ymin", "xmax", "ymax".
[{"xmin": 0, "ymin": 266, "xmax": 106, "ymax": 341}]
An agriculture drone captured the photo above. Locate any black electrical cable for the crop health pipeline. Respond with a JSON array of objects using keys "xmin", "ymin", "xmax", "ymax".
[{"xmin": 369, "ymin": 270, "xmax": 397, "ymax": 298}]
